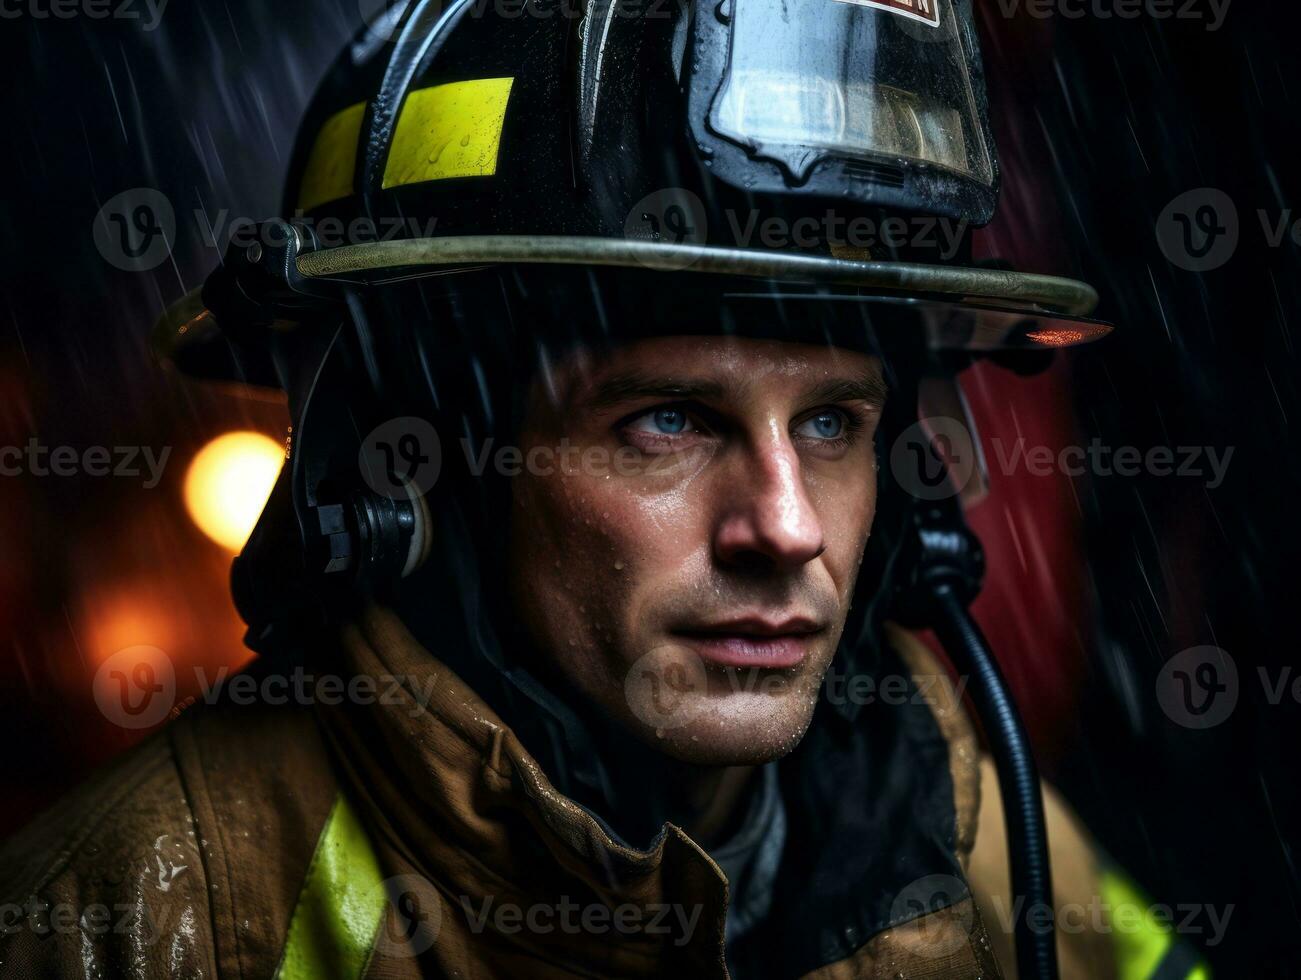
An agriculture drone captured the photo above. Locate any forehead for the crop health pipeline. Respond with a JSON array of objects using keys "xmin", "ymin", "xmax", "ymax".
[{"xmin": 549, "ymin": 335, "xmax": 885, "ymax": 407}]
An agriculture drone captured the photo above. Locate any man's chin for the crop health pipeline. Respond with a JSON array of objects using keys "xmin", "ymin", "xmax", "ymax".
[{"xmin": 628, "ymin": 693, "xmax": 820, "ymax": 766}]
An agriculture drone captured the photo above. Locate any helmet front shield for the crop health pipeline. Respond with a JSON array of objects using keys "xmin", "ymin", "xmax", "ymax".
[{"xmin": 686, "ymin": 0, "xmax": 998, "ymax": 222}]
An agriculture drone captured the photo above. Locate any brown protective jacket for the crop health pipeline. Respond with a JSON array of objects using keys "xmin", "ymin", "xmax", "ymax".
[{"xmin": 0, "ymin": 609, "xmax": 1115, "ymax": 979}]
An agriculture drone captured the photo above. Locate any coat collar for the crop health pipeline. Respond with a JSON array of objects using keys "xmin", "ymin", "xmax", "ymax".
[{"xmin": 323, "ymin": 604, "xmax": 732, "ymax": 977}]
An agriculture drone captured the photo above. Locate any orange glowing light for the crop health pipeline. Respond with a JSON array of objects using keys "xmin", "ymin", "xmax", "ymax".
[
  {"xmin": 184, "ymin": 431, "xmax": 284, "ymax": 551},
  {"xmin": 88, "ymin": 603, "xmax": 173, "ymax": 666},
  {"xmin": 1023, "ymin": 322, "xmax": 1113, "ymax": 348}
]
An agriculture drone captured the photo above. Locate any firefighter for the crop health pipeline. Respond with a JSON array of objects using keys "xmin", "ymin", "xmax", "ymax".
[{"xmin": 0, "ymin": 0, "xmax": 1210, "ymax": 977}]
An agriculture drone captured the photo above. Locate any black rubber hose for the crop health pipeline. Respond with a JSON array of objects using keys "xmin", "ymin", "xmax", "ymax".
[{"xmin": 930, "ymin": 583, "xmax": 1059, "ymax": 980}]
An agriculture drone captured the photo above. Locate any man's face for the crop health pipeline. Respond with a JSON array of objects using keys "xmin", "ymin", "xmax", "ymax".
[{"xmin": 508, "ymin": 335, "xmax": 886, "ymax": 764}]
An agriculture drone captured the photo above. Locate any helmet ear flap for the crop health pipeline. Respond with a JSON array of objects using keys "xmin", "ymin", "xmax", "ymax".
[
  {"xmin": 232, "ymin": 478, "xmax": 425, "ymax": 656},
  {"xmin": 232, "ymin": 323, "xmax": 433, "ymax": 656}
]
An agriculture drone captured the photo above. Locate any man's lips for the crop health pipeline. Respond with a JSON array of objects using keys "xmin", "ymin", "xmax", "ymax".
[{"xmin": 671, "ymin": 617, "xmax": 824, "ymax": 669}]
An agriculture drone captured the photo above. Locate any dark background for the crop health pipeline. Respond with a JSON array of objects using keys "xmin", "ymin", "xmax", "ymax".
[{"xmin": 2, "ymin": 0, "xmax": 1299, "ymax": 974}]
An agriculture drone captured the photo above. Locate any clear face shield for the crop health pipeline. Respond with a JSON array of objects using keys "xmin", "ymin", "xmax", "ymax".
[{"xmin": 687, "ymin": 0, "xmax": 998, "ymax": 222}]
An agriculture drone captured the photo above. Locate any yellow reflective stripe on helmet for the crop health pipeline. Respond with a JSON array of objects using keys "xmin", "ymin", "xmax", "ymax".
[
  {"xmin": 383, "ymin": 77, "xmax": 515, "ymax": 189},
  {"xmin": 1100, "ymin": 870, "xmax": 1212, "ymax": 980},
  {"xmin": 274, "ymin": 792, "xmax": 387, "ymax": 980},
  {"xmin": 298, "ymin": 102, "xmax": 367, "ymax": 213}
]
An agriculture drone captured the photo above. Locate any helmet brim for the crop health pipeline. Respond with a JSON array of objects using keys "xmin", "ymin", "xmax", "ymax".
[
  {"xmin": 155, "ymin": 237, "xmax": 1110, "ymax": 387},
  {"xmin": 298, "ymin": 236, "xmax": 1101, "ymax": 316}
]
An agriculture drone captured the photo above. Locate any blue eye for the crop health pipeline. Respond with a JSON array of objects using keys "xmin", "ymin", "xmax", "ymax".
[
  {"xmin": 624, "ymin": 406, "xmax": 697, "ymax": 434},
  {"xmin": 642, "ymin": 408, "xmax": 689, "ymax": 434},
  {"xmin": 655, "ymin": 409, "xmax": 686, "ymax": 433},
  {"xmin": 796, "ymin": 411, "xmax": 845, "ymax": 439}
]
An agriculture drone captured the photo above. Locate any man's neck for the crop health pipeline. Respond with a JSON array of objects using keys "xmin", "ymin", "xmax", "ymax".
[
  {"xmin": 552, "ymin": 703, "xmax": 762, "ymax": 850},
  {"xmin": 677, "ymin": 763, "xmax": 757, "ymax": 849}
]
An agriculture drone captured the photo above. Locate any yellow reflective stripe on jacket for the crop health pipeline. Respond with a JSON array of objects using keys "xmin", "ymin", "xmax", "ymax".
[
  {"xmin": 1100, "ymin": 870, "xmax": 1212, "ymax": 980},
  {"xmin": 274, "ymin": 792, "xmax": 387, "ymax": 980}
]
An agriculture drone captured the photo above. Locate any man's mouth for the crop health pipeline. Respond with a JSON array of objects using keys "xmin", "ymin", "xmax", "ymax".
[{"xmin": 671, "ymin": 616, "xmax": 824, "ymax": 670}]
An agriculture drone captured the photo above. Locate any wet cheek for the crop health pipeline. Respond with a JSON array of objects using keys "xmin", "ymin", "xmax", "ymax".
[
  {"xmin": 514, "ymin": 477, "xmax": 646, "ymax": 652},
  {"xmin": 809, "ymin": 473, "xmax": 878, "ymax": 595}
]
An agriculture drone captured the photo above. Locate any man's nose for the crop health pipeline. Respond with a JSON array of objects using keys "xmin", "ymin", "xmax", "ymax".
[{"xmin": 713, "ymin": 435, "xmax": 826, "ymax": 572}]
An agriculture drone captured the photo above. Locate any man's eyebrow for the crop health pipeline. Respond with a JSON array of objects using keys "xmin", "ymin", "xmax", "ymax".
[
  {"xmin": 803, "ymin": 374, "xmax": 890, "ymax": 407},
  {"xmin": 583, "ymin": 372, "xmax": 728, "ymax": 411}
]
